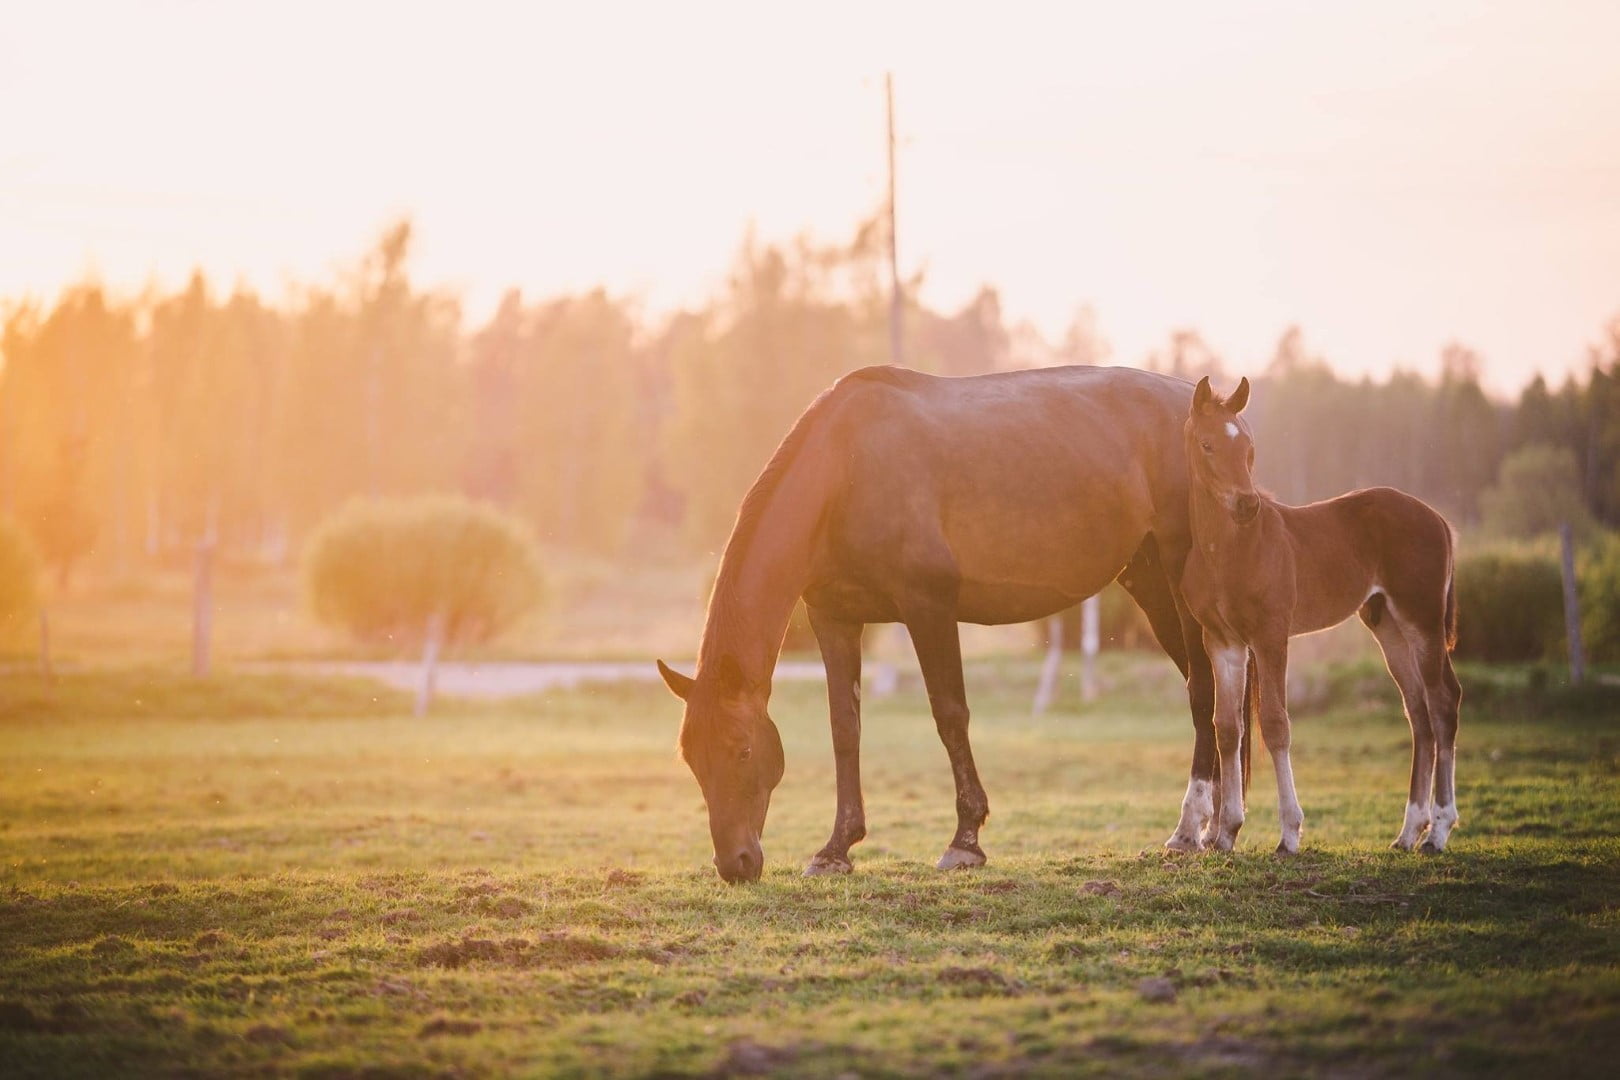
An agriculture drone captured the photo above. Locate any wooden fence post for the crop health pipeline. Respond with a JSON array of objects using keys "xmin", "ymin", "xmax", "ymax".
[
  {"xmin": 416, "ymin": 611, "xmax": 447, "ymax": 717},
  {"xmin": 1558, "ymin": 521, "xmax": 1586, "ymax": 686}
]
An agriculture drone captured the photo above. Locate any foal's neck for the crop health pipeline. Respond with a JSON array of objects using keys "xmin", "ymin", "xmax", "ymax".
[{"xmin": 1190, "ymin": 483, "xmax": 1264, "ymax": 565}]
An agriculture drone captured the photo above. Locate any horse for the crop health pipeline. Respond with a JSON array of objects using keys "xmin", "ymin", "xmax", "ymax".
[
  {"xmin": 657, "ymin": 364, "xmax": 1254, "ymax": 883},
  {"xmin": 1178, "ymin": 375, "xmax": 1461, "ymax": 855}
]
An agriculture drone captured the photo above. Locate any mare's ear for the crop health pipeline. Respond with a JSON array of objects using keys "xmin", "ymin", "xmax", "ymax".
[
  {"xmin": 657, "ymin": 659, "xmax": 694, "ymax": 701},
  {"xmin": 1227, "ymin": 376, "xmax": 1251, "ymax": 414},
  {"xmin": 1192, "ymin": 375, "xmax": 1213, "ymax": 413}
]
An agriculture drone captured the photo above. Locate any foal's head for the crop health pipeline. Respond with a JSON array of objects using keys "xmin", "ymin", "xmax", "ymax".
[
  {"xmin": 657, "ymin": 656, "xmax": 784, "ymax": 884},
  {"xmin": 1187, "ymin": 375, "xmax": 1261, "ymax": 525}
]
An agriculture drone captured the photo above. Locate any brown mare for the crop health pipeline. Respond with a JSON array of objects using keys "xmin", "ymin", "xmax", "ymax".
[
  {"xmin": 1179, "ymin": 376, "xmax": 1461, "ymax": 854},
  {"xmin": 657, "ymin": 364, "xmax": 1252, "ymax": 883}
]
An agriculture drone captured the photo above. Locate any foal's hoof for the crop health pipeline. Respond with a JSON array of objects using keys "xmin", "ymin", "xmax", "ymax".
[
  {"xmin": 803, "ymin": 854, "xmax": 853, "ymax": 876},
  {"xmin": 1274, "ymin": 841, "xmax": 1300, "ymax": 857},
  {"xmin": 1164, "ymin": 832, "xmax": 1204, "ymax": 854},
  {"xmin": 936, "ymin": 845, "xmax": 987, "ymax": 871}
]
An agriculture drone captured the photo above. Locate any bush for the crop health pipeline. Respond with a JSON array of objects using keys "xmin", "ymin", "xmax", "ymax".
[
  {"xmin": 1453, "ymin": 551, "xmax": 1565, "ymax": 662},
  {"xmin": 1580, "ymin": 532, "xmax": 1620, "ymax": 663},
  {"xmin": 0, "ymin": 517, "xmax": 41, "ymax": 647},
  {"xmin": 303, "ymin": 496, "xmax": 543, "ymax": 650}
]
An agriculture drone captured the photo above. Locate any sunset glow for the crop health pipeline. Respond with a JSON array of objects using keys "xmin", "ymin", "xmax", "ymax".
[{"xmin": 5, "ymin": 1, "xmax": 1618, "ymax": 391}]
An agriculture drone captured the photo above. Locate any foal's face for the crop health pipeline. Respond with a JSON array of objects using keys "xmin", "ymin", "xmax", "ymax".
[
  {"xmin": 1187, "ymin": 375, "xmax": 1261, "ymax": 525},
  {"xmin": 658, "ymin": 658, "xmax": 785, "ymax": 884}
]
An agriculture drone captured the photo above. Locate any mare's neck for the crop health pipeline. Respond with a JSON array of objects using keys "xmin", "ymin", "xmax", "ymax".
[{"xmin": 697, "ymin": 456, "xmax": 830, "ymax": 693}]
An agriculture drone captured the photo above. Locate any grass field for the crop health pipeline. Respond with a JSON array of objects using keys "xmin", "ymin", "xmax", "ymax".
[{"xmin": 2, "ymin": 657, "xmax": 1618, "ymax": 1077}]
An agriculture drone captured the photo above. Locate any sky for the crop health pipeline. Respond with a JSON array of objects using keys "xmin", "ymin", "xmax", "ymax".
[{"xmin": 3, "ymin": 1, "xmax": 1618, "ymax": 394}]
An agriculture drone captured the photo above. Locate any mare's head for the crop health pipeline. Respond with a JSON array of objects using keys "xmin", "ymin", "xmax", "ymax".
[
  {"xmin": 1187, "ymin": 375, "xmax": 1261, "ymax": 525},
  {"xmin": 656, "ymin": 656, "xmax": 785, "ymax": 884}
]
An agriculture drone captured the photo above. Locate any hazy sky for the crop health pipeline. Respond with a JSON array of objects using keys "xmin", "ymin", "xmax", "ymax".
[{"xmin": 4, "ymin": 1, "xmax": 1618, "ymax": 392}]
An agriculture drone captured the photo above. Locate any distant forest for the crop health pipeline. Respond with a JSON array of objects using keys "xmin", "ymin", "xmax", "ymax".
[{"xmin": 3, "ymin": 218, "xmax": 1617, "ymax": 586}]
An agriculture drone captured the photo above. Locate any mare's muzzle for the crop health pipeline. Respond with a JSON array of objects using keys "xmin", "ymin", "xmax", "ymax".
[{"xmin": 714, "ymin": 837, "xmax": 764, "ymax": 884}]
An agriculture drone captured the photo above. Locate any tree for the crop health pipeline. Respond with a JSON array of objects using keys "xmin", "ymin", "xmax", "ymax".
[
  {"xmin": 0, "ymin": 516, "xmax": 40, "ymax": 651},
  {"xmin": 1479, "ymin": 444, "xmax": 1596, "ymax": 540},
  {"xmin": 303, "ymin": 496, "xmax": 543, "ymax": 713}
]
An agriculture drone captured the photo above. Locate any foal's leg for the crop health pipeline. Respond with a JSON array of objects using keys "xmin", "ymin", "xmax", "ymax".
[
  {"xmin": 805, "ymin": 608, "xmax": 866, "ymax": 875},
  {"xmin": 1361, "ymin": 609, "xmax": 1436, "ymax": 850},
  {"xmin": 1251, "ymin": 639, "xmax": 1304, "ymax": 854},
  {"xmin": 1205, "ymin": 636, "xmax": 1249, "ymax": 851},
  {"xmin": 1419, "ymin": 641, "xmax": 1463, "ymax": 854},
  {"xmin": 904, "ymin": 602, "xmax": 990, "ymax": 870}
]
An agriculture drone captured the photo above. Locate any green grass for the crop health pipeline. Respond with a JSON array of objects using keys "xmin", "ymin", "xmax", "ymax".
[{"xmin": 2, "ymin": 658, "xmax": 1618, "ymax": 1077}]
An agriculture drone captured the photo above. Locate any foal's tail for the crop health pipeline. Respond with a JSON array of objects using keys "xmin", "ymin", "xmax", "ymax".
[{"xmin": 1241, "ymin": 650, "xmax": 1257, "ymax": 804}]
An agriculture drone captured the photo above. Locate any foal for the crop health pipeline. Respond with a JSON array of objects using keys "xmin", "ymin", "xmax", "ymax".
[{"xmin": 1179, "ymin": 376, "xmax": 1461, "ymax": 854}]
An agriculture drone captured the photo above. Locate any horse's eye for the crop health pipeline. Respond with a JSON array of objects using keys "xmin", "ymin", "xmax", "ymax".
[
  {"xmin": 739, "ymin": 746, "xmax": 752, "ymax": 762},
  {"xmin": 1200, "ymin": 441, "xmax": 1213, "ymax": 454}
]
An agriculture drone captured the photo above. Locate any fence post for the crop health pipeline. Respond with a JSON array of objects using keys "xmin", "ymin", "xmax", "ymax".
[
  {"xmin": 1080, "ymin": 594, "xmax": 1101, "ymax": 703},
  {"xmin": 416, "ymin": 611, "xmax": 447, "ymax": 717},
  {"xmin": 1558, "ymin": 521, "xmax": 1586, "ymax": 686},
  {"xmin": 1033, "ymin": 613, "xmax": 1064, "ymax": 716},
  {"xmin": 191, "ymin": 538, "xmax": 215, "ymax": 678}
]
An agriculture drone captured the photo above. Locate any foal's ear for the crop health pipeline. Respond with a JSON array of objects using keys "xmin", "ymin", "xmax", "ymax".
[
  {"xmin": 1192, "ymin": 375, "xmax": 1213, "ymax": 412},
  {"xmin": 1227, "ymin": 376, "xmax": 1251, "ymax": 414},
  {"xmin": 657, "ymin": 659, "xmax": 694, "ymax": 701}
]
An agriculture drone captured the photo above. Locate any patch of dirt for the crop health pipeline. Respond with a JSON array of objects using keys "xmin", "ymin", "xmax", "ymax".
[
  {"xmin": 416, "ymin": 933, "xmax": 619, "ymax": 969},
  {"xmin": 1137, "ymin": 976, "xmax": 1178, "ymax": 1004},
  {"xmin": 938, "ymin": 967, "xmax": 1024, "ymax": 995},
  {"xmin": 455, "ymin": 881, "xmax": 501, "ymax": 899},
  {"xmin": 147, "ymin": 883, "xmax": 179, "ymax": 897},
  {"xmin": 714, "ymin": 1037, "xmax": 802, "ymax": 1076},
  {"xmin": 91, "ymin": 935, "xmax": 135, "ymax": 957},
  {"xmin": 1080, "ymin": 880, "xmax": 1124, "ymax": 898},
  {"xmin": 193, "ymin": 930, "xmax": 226, "ymax": 949},
  {"xmin": 604, "ymin": 868, "xmax": 644, "ymax": 889},
  {"xmin": 419, "ymin": 1016, "xmax": 483, "ymax": 1038},
  {"xmin": 475, "ymin": 895, "xmax": 532, "ymax": 918},
  {"xmin": 380, "ymin": 908, "xmax": 420, "ymax": 925},
  {"xmin": 979, "ymin": 879, "xmax": 1020, "ymax": 894},
  {"xmin": 673, "ymin": 989, "xmax": 708, "ymax": 1008},
  {"xmin": 244, "ymin": 1024, "xmax": 291, "ymax": 1045}
]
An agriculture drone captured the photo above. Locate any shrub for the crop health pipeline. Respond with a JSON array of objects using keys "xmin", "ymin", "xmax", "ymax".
[
  {"xmin": 1452, "ymin": 550, "xmax": 1565, "ymax": 662},
  {"xmin": 1479, "ymin": 443, "xmax": 1596, "ymax": 541},
  {"xmin": 1580, "ymin": 532, "xmax": 1620, "ymax": 663},
  {"xmin": 0, "ymin": 517, "xmax": 41, "ymax": 647},
  {"xmin": 303, "ymin": 496, "xmax": 543, "ymax": 650}
]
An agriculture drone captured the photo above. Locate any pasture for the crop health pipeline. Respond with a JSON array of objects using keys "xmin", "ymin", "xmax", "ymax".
[{"xmin": 2, "ymin": 658, "xmax": 1618, "ymax": 1077}]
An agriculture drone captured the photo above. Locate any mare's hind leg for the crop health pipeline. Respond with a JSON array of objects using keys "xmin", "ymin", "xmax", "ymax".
[
  {"xmin": 903, "ymin": 599, "xmax": 990, "ymax": 870},
  {"xmin": 805, "ymin": 608, "xmax": 866, "ymax": 875},
  {"xmin": 1360, "ymin": 603, "xmax": 1436, "ymax": 851},
  {"xmin": 1418, "ymin": 641, "xmax": 1463, "ymax": 853}
]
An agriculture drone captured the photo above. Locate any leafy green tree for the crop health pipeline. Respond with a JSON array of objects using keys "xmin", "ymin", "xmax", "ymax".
[
  {"xmin": 303, "ymin": 496, "xmax": 542, "ymax": 650},
  {"xmin": 1480, "ymin": 444, "xmax": 1596, "ymax": 540},
  {"xmin": 0, "ymin": 515, "xmax": 40, "ymax": 649},
  {"xmin": 1580, "ymin": 531, "xmax": 1620, "ymax": 662}
]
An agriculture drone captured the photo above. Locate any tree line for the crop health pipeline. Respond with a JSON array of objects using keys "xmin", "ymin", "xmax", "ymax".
[{"xmin": 2, "ymin": 217, "xmax": 1618, "ymax": 588}]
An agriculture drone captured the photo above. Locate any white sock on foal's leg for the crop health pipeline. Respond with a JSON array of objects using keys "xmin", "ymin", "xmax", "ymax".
[{"xmin": 1394, "ymin": 799, "xmax": 1432, "ymax": 851}]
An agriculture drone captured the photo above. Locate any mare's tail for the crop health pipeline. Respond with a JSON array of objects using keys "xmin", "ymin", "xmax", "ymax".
[{"xmin": 1241, "ymin": 650, "xmax": 1257, "ymax": 805}]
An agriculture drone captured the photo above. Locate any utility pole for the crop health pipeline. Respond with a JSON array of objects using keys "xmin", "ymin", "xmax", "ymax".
[{"xmin": 886, "ymin": 72, "xmax": 903, "ymax": 367}]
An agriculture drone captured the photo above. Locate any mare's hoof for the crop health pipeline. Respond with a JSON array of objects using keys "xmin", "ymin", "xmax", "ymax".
[
  {"xmin": 1164, "ymin": 833, "xmax": 1203, "ymax": 854},
  {"xmin": 803, "ymin": 854, "xmax": 853, "ymax": 876},
  {"xmin": 1274, "ymin": 841, "xmax": 1300, "ymax": 857},
  {"xmin": 936, "ymin": 845, "xmax": 986, "ymax": 871},
  {"xmin": 1418, "ymin": 839, "xmax": 1444, "ymax": 855}
]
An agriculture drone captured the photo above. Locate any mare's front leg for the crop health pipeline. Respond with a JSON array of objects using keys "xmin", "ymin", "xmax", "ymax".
[
  {"xmin": 904, "ymin": 598, "xmax": 989, "ymax": 870},
  {"xmin": 1206, "ymin": 636, "xmax": 1250, "ymax": 851},
  {"xmin": 1252, "ymin": 638, "xmax": 1304, "ymax": 854},
  {"xmin": 1167, "ymin": 609, "xmax": 1218, "ymax": 851},
  {"xmin": 805, "ymin": 608, "xmax": 866, "ymax": 875}
]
